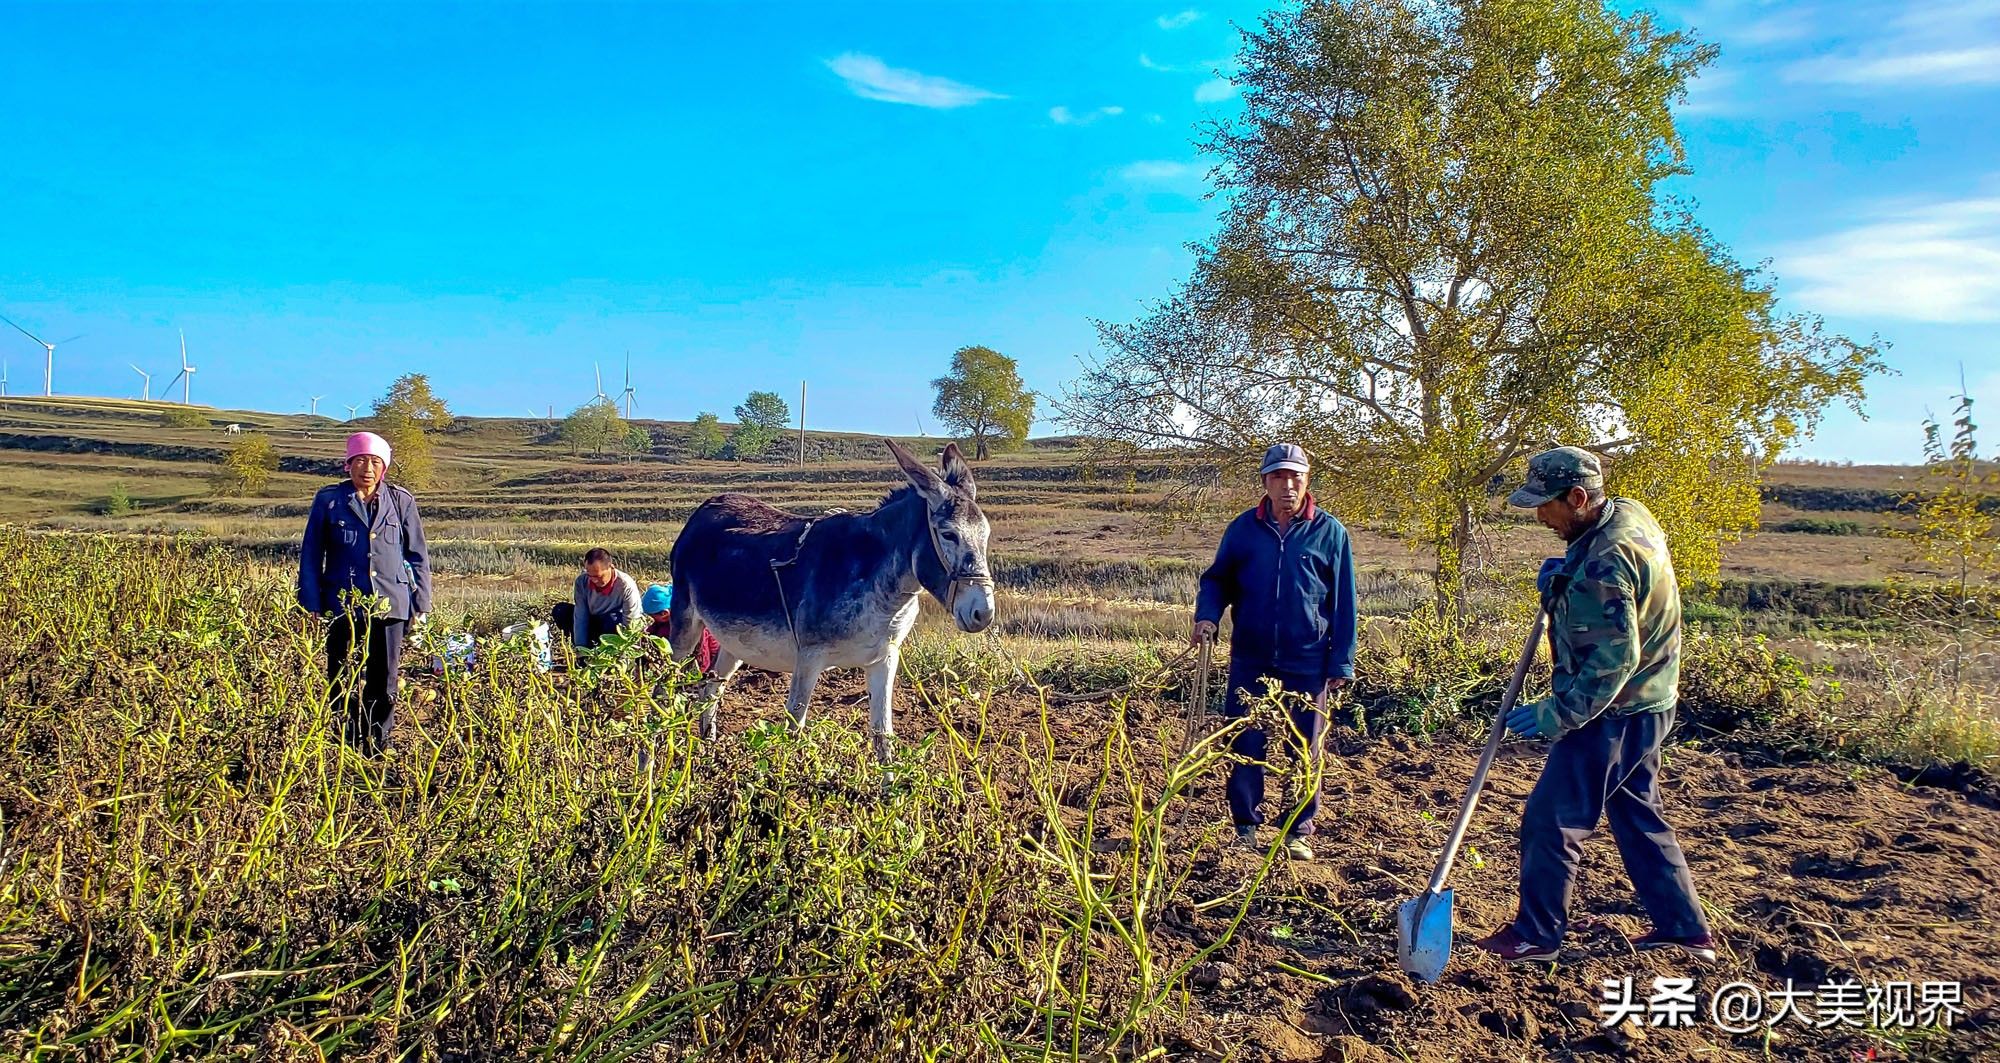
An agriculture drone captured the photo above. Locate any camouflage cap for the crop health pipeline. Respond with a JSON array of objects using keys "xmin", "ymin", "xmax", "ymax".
[{"xmin": 1508, "ymin": 447, "xmax": 1603, "ymax": 507}]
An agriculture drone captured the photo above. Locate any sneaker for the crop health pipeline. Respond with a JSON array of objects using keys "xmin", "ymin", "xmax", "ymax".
[
  {"xmin": 1233, "ymin": 826, "xmax": 1260, "ymax": 850},
  {"xmin": 1635, "ymin": 930, "xmax": 1718, "ymax": 962},
  {"xmin": 1283, "ymin": 835, "xmax": 1314, "ymax": 861},
  {"xmin": 1470, "ymin": 926, "xmax": 1560, "ymax": 964}
]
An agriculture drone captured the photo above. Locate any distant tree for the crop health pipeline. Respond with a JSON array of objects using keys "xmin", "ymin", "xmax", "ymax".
[
  {"xmin": 162, "ymin": 407, "xmax": 208, "ymax": 429},
  {"xmin": 215, "ymin": 432, "xmax": 279, "ymax": 496},
  {"xmin": 687, "ymin": 412, "xmax": 726, "ymax": 459},
  {"xmin": 1891, "ymin": 388, "xmax": 2000, "ymax": 695},
  {"xmin": 1057, "ymin": 0, "xmax": 1881, "ymax": 611},
  {"xmin": 731, "ymin": 390, "xmax": 790, "ymax": 460},
  {"xmin": 625, "ymin": 423, "xmax": 653, "ymax": 458},
  {"xmin": 370, "ymin": 373, "xmax": 453, "ymax": 490},
  {"xmin": 933, "ymin": 345, "xmax": 1035, "ymax": 460},
  {"xmin": 372, "ymin": 373, "xmax": 454, "ymax": 433},
  {"xmin": 560, "ymin": 398, "xmax": 627, "ymax": 456}
]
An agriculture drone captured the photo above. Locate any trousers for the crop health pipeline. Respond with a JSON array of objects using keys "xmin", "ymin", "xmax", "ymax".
[
  {"xmin": 1514, "ymin": 707, "xmax": 1709, "ymax": 946},
  {"xmin": 326, "ymin": 612, "xmax": 405, "ymax": 753},
  {"xmin": 1223, "ymin": 663, "xmax": 1327, "ymax": 837}
]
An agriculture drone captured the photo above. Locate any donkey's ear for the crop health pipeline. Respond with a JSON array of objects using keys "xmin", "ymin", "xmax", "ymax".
[
  {"xmin": 886, "ymin": 438, "xmax": 944, "ymax": 499},
  {"xmin": 939, "ymin": 442, "xmax": 976, "ymax": 499}
]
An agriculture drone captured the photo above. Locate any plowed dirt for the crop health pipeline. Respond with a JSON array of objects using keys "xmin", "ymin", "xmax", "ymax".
[{"xmin": 718, "ymin": 668, "xmax": 2000, "ymax": 1062}]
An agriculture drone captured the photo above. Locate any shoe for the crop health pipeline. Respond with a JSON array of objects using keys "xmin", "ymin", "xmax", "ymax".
[
  {"xmin": 1283, "ymin": 835, "xmax": 1314, "ymax": 861},
  {"xmin": 1471, "ymin": 926, "xmax": 1560, "ymax": 964},
  {"xmin": 1234, "ymin": 826, "xmax": 1260, "ymax": 850},
  {"xmin": 1635, "ymin": 930, "xmax": 1717, "ymax": 962}
]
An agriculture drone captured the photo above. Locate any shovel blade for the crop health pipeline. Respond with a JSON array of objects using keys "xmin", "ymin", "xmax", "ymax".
[{"xmin": 1396, "ymin": 888, "xmax": 1454, "ymax": 983}]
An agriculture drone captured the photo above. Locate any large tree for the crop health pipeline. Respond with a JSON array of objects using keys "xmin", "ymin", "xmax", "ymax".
[
  {"xmin": 731, "ymin": 390, "xmax": 791, "ymax": 460},
  {"xmin": 371, "ymin": 373, "xmax": 453, "ymax": 490},
  {"xmin": 933, "ymin": 345, "xmax": 1036, "ymax": 460},
  {"xmin": 687, "ymin": 412, "xmax": 726, "ymax": 459},
  {"xmin": 1059, "ymin": 0, "xmax": 1880, "ymax": 608},
  {"xmin": 559, "ymin": 398, "xmax": 628, "ymax": 456}
]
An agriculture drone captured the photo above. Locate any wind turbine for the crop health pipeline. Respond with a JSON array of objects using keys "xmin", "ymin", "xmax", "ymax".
[
  {"xmin": 0, "ymin": 314, "xmax": 83, "ymax": 397},
  {"xmin": 131, "ymin": 364, "xmax": 152, "ymax": 401},
  {"xmin": 344, "ymin": 403, "xmax": 361, "ymax": 420},
  {"xmin": 1, "ymin": 359, "xmax": 9, "ymax": 397},
  {"xmin": 166, "ymin": 330, "xmax": 197, "ymax": 404},
  {"xmin": 309, "ymin": 395, "xmax": 323, "ymax": 417},
  {"xmin": 619, "ymin": 351, "xmax": 637, "ymax": 418}
]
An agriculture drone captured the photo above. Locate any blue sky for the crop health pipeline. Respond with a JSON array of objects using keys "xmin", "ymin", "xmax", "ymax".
[{"xmin": 1, "ymin": 1, "xmax": 1994, "ymax": 462}]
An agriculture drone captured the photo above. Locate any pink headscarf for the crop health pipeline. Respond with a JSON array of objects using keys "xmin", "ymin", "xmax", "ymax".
[{"xmin": 345, "ymin": 431, "xmax": 392, "ymax": 468}]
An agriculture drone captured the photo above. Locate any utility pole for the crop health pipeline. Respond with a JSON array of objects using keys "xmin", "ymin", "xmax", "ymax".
[{"xmin": 799, "ymin": 380, "xmax": 807, "ymax": 465}]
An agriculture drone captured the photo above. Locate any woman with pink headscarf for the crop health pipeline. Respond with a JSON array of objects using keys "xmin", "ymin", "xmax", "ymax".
[{"xmin": 297, "ymin": 431, "xmax": 432, "ymax": 754}]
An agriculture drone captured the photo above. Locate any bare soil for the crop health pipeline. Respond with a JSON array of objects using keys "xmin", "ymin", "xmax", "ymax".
[{"xmin": 716, "ymin": 669, "xmax": 2000, "ymax": 1062}]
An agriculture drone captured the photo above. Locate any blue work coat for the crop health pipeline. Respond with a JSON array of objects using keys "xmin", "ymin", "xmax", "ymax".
[
  {"xmin": 297, "ymin": 481, "xmax": 432, "ymax": 620},
  {"xmin": 1194, "ymin": 496, "xmax": 1359, "ymax": 682}
]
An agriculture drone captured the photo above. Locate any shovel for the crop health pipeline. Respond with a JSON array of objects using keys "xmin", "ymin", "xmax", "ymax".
[{"xmin": 1396, "ymin": 610, "xmax": 1547, "ymax": 983}]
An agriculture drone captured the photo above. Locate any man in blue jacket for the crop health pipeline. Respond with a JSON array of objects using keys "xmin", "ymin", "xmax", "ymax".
[
  {"xmin": 298, "ymin": 431, "xmax": 433, "ymax": 754},
  {"xmin": 1193, "ymin": 443, "xmax": 1359, "ymax": 860}
]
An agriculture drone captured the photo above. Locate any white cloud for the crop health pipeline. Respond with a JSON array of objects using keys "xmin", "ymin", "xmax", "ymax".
[
  {"xmin": 1788, "ymin": 45, "xmax": 2000, "ymax": 85},
  {"xmin": 824, "ymin": 53, "xmax": 1005, "ymax": 108},
  {"xmin": 1780, "ymin": 192, "xmax": 2000, "ymax": 323},
  {"xmin": 1050, "ymin": 105, "xmax": 1126, "ymax": 126},
  {"xmin": 1781, "ymin": 0, "xmax": 2000, "ymax": 86},
  {"xmin": 1194, "ymin": 78, "xmax": 1237, "ymax": 103},
  {"xmin": 1158, "ymin": 10, "xmax": 1202, "ymax": 30},
  {"xmin": 1121, "ymin": 160, "xmax": 1198, "ymax": 181}
]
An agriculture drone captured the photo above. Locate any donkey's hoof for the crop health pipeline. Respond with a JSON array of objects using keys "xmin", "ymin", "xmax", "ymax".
[{"xmin": 697, "ymin": 710, "xmax": 720, "ymax": 742}]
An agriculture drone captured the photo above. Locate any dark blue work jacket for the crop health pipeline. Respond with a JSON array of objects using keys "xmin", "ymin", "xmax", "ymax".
[
  {"xmin": 297, "ymin": 481, "xmax": 432, "ymax": 620},
  {"xmin": 1195, "ymin": 496, "xmax": 1358, "ymax": 681}
]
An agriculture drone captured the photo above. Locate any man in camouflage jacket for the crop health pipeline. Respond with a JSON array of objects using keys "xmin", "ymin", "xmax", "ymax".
[{"xmin": 1472, "ymin": 447, "xmax": 1715, "ymax": 964}]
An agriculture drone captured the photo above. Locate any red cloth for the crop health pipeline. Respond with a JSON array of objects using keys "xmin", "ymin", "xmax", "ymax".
[{"xmin": 646, "ymin": 613, "xmax": 719, "ymax": 673}]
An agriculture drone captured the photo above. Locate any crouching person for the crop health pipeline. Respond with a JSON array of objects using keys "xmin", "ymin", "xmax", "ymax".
[
  {"xmin": 554, "ymin": 547, "xmax": 645, "ymax": 651},
  {"xmin": 641, "ymin": 583, "xmax": 718, "ymax": 674},
  {"xmin": 297, "ymin": 431, "xmax": 432, "ymax": 754}
]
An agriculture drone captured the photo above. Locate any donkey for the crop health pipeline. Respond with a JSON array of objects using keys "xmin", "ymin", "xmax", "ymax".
[{"xmin": 666, "ymin": 439, "xmax": 996, "ymax": 761}]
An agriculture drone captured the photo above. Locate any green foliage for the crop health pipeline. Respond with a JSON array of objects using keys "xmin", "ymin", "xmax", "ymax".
[
  {"xmin": 686, "ymin": 411, "xmax": 726, "ymax": 459},
  {"xmin": 730, "ymin": 390, "xmax": 790, "ymax": 459},
  {"xmin": 379, "ymin": 416, "xmax": 436, "ymax": 490},
  {"xmin": 160, "ymin": 406, "xmax": 208, "ymax": 429},
  {"xmin": 0, "ymin": 529, "xmax": 1348, "ymax": 1060},
  {"xmin": 558, "ymin": 397, "xmax": 628, "ymax": 456},
  {"xmin": 932, "ymin": 345, "xmax": 1036, "ymax": 460},
  {"xmin": 103, "ymin": 481, "xmax": 135, "ymax": 516},
  {"xmin": 371, "ymin": 372, "xmax": 454, "ymax": 433},
  {"xmin": 1890, "ymin": 388, "xmax": 2000, "ymax": 693},
  {"xmin": 625, "ymin": 422, "xmax": 653, "ymax": 457},
  {"xmin": 1057, "ymin": 0, "xmax": 1882, "ymax": 608},
  {"xmin": 370, "ymin": 373, "xmax": 453, "ymax": 490},
  {"xmin": 214, "ymin": 432, "xmax": 279, "ymax": 496}
]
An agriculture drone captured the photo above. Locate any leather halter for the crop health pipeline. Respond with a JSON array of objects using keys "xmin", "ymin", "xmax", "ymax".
[{"xmin": 924, "ymin": 509, "xmax": 993, "ymax": 612}]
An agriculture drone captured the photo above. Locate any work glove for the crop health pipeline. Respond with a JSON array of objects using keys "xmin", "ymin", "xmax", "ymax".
[
  {"xmin": 1536, "ymin": 557, "xmax": 1566, "ymax": 598},
  {"xmin": 1504, "ymin": 699, "xmax": 1554, "ymax": 739}
]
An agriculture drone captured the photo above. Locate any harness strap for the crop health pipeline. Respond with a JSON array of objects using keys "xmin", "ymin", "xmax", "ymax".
[{"xmin": 771, "ymin": 518, "xmax": 820, "ymax": 657}]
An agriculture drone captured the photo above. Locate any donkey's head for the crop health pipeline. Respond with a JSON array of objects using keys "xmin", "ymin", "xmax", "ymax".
[{"xmin": 887, "ymin": 439, "xmax": 995, "ymax": 633}]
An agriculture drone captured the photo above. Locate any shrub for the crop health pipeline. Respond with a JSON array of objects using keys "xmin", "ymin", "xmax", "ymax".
[
  {"xmin": 103, "ymin": 481, "xmax": 136, "ymax": 516},
  {"xmin": 161, "ymin": 407, "xmax": 209, "ymax": 429}
]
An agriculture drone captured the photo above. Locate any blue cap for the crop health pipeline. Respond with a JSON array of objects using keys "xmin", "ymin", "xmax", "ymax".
[{"xmin": 641, "ymin": 583, "xmax": 672, "ymax": 615}]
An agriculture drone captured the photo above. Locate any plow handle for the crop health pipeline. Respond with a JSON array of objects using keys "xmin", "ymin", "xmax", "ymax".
[{"xmin": 1422, "ymin": 610, "xmax": 1547, "ymax": 897}]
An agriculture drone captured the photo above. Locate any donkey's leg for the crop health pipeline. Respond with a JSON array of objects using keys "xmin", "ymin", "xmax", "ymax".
[
  {"xmin": 696, "ymin": 650, "xmax": 742, "ymax": 741},
  {"xmin": 785, "ymin": 654, "xmax": 827, "ymax": 733},
  {"xmin": 865, "ymin": 649, "xmax": 898, "ymax": 764}
]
